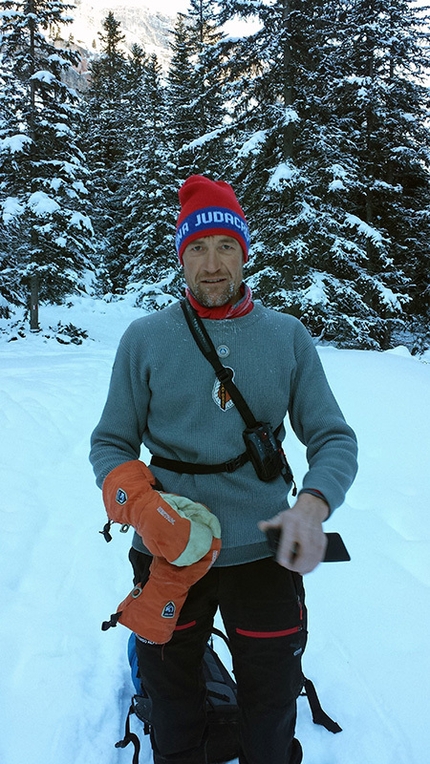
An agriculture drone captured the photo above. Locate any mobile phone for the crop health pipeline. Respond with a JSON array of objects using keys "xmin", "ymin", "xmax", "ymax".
[{"xmin": 265, "ymin": 528, "xmax": 351, "ymax": 562}]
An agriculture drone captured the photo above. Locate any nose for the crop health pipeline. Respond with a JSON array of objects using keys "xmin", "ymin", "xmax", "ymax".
[{"xmin": 202, "ymin": 244, "xmax": 222, "ymax": 272}]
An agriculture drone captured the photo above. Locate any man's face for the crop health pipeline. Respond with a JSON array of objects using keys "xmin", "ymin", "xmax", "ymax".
[{"xmin": 182, "ymin": 235, "xmax": 244, "ymax": 307}]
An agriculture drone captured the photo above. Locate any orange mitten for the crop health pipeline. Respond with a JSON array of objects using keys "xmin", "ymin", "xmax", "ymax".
[
  {"xmin": 102, "ymin": 460, "xmax": 219, "ymax": 565},
  {"xmin": 106, "ymin": 536, "xmax": 222, "ymax": 644}
]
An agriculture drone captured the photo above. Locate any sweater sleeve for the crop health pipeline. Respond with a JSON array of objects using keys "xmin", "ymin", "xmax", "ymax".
[
  {"xmin": 89, "ymin": 325, "xmax": 150, "ymax": 488},
  {"xmin": 288, "ymin": 323, "xmax": 358, "ymax": 514}
]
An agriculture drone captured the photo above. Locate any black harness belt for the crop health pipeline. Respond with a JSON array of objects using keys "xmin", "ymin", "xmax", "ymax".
[
  {"xmin": 150, "ymin": 450, "xmax": 250, "ymax": 475},
  {"xmin": 150, "ymin": 422, "xmax": 283, "ymax": 477}
]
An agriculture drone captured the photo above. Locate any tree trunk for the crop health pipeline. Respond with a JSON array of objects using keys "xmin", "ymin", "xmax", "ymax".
[
  {"xmin": 30, "ymin": 273, "xmax": 40, "ymax": 332},
  {"xmin": 29, "ymin": 1, "xmax": 39, "ymax": 332}
]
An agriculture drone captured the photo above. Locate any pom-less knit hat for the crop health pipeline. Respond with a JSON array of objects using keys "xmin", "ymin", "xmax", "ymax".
[{"xmin": 176, "ymin": 175, "xmax": 250, "ymax": 263}]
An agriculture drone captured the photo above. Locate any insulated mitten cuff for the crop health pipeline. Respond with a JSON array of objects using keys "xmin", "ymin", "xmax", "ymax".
[
  {"xmin": 102, "ymin": 460, "xmax": 157, "ymax": 519},
  {"xmin": 160, "ymin": 493, "xmax": 221, "ymax": 566},
  {"xmin": 102, "ymin": 460, "xmax": 220, "ymax": 565},
  {"xmin": 114, "ymin": 536, "xmax": 222, "ymax": 643}
]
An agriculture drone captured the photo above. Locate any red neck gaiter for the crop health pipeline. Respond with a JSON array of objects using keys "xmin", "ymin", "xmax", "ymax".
[{"xmin": 185, "ymin": 284, "xmax": 254, "ymax": 319}]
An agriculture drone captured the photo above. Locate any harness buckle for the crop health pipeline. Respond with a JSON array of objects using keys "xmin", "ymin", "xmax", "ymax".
[{"xmin": 225, "ymin": 453, "xmax": 246, "ymax": 473}]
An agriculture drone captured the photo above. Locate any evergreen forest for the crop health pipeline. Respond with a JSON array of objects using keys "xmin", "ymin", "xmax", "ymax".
[{"xmin": 1, "ymin": 0, "xmax": 430, "ymax": 350}]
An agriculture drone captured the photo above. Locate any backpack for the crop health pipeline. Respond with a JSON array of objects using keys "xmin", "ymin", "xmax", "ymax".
[
  {"xmin": 116, "ymin": 627, "xmax": 239, "ymax": 764},
  {"xmin": 116, "ymin": 628, "xmax": 341, "ymax": 764}
]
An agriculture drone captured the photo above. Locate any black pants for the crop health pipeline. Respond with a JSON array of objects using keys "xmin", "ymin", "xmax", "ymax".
[{"xmin": 130, "ymin": 549, "xmax": 307, "ymax": 764}]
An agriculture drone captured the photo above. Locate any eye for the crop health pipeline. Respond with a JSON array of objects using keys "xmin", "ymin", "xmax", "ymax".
[
  {"xmin": 187, "ymin": 243, "xmax": 205, "ymax": 254},
  {"xmin": 220, "ymin": 242, "xmax": 238, "ymax": 252}
]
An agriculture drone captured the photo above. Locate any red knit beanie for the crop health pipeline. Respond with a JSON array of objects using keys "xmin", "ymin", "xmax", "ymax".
[{"xmin": 176, "ymin": 175, "xmax": 250, "ymax": 263}]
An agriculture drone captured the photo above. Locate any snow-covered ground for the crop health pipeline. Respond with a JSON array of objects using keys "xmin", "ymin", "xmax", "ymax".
[{"xmin": 1, "ymin": 296, "xmax": 429, "ymax": 764}]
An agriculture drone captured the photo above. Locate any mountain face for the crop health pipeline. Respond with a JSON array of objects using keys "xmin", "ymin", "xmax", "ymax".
[{"xmin": 65, "ymin": 0, "xmax": 176, "ymax": 77}]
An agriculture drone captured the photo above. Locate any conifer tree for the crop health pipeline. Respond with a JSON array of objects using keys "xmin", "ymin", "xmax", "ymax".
[
  {"xmin": 331, "ymin": 0, "xmax": 430, "ymax": 343},
  {"xmin": 0, "ymin": 47, "xmax": 26, "ymax": 314},
  {"xmin": 218, "ymin": 0, "xmax": 430, "ymax": 348},
  {"xmin": 123, "ymin": 53, "xmax": 180, "ymax": 309},
  {"xmin": 187, "ymin": 0, "xmax": 225, "ymax": 138},
  {"xmin": 167, "ymin": 1, "xmax": 228, "ymax": 178},
  {"xmin": 166, "ymin": 14, "xmax": 198, "ymax": 154},
  {"xmin": 0, "ymin": 0, "xmax": 94, "ymax": 328},
  {"xmin": 82, "ymin": 12, "xmax": 129, "ymax": 294},
  {"xmin": 123, "ymin": 43, "xmax": 148, "ymax": 150}
]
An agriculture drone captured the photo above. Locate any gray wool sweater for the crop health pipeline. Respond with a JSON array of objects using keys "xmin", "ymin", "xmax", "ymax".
[{"xmin": 90, "ymin": 300, "xmax": 358, "ymax": 566}]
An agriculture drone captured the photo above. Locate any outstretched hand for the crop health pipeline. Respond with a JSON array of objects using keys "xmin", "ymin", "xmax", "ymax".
[{"xmin": 258, "ymin": 493, "xmax": 329, "ymax": 574}]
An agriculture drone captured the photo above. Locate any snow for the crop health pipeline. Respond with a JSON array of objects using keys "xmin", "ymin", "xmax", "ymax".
[
  {"xmin": 345, "ymin": 213, "xmax": 384, "ymax": 244},
  {"xmin": 328, "ymin": 165, "xmax": 348, "ymax": 192},
  {"xmin": 181, "ymin": 127, "xmax": 225, "ymax": 152},
  {"xmin": 70, "ymin": 210, "xmax": 94, "ymax": 231},
  {"xmin": 283, "ymin": 106, "xmax": 300, "ymax": 125},
  {"xmin": 28, "ymin": 190, "xmax": 61, "ymax": 216},
  {"xmin": 0, "ymin": 133, "xmax": 32, "ymax": 154},
  {"xmin": 72, "ymin": 180, "xmax": 89, "ymax": 195},
  {"xmin": 30, "ymin": 70, "xmax": 57, "ymax": 84},
  {"xmin": 328, "ymin": 179, "xmax": 345, "ymax": 192},
  {"xmin": 238, "ymin": 130, "xmax": 267, "ymax": 157},
  {"xmin": 2, "ymin": 196, "xmax": 25, "ymax": 223},
  {"xmin": 54, "ymin": 122, "xmax": 74, "ymax": 137},
  {"xmin": 302, "ymin": 273, "xmax": 328, "ymax": 305},
  {"xmin": 1, "ymin": 296, "xmax": 429, "ymax": 764},
  {"xmin": 373, "ymin": 279, "xmax": 406, "ymax": 311},
  {"xmin": 268, "ymin": 161, "xmax": 298, "ymax": 189}
]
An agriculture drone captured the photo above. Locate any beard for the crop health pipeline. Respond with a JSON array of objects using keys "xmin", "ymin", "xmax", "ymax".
[{"xmin": 191, "ymin": 279, "xmax": 237, "ymax": 307}]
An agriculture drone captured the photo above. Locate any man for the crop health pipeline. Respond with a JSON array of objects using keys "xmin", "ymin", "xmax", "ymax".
[{"xmin": 90, "ymin": 175, "xmax": 358, "ymax": 764}]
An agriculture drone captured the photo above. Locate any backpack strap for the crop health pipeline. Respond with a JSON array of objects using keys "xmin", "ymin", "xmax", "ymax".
[
  {"xmin": 115, "ymin": 702, "xmax": 141, "ymax": 764},
  {"xmin": 210, "ymin": 629, "xmax": 342, "ymax": 734},
  {"xmin": 302, "ymin": 677, "xmax": 342, "ymax": 734},
  {"xmin": 209, "ymin": 631, "xmax": 341, "ymax": 734}
]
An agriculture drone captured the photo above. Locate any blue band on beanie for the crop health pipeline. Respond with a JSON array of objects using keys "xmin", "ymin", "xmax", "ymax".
[{"xmin": 176, "ymin": 206, "xmax": 250, "ymax": 254}]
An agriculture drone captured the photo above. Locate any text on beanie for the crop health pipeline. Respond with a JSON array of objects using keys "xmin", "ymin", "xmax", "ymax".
[{"xmin": 176, "ymin": 175, "xmax": 250, "ymax": 263}]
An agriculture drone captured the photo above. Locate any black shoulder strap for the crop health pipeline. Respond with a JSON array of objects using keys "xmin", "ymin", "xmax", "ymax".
[{"xmin": 180, "ymin": 298, "xmax": 258, "ymax": 429}]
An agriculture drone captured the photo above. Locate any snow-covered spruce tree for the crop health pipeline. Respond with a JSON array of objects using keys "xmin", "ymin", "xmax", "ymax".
[
  {"xmin": 82, "ymin": 12, "xmax": 130, "ymax": 295},
  {"xmin": 329, "ymin": 0, "xmax": 430, "ymax": 347},
  {"xmin": 187, "ymin": 0, "xmax": 226, "ymax": 138},
  {"xmin": 218, "ymin": 0, "xmax": 430, "ymax": 348},
  {"xmin": 166, "ymin": 13, "xmax": 199, "ymax": 156},
  {"xmin": 123, "ymin": 42, "xmax": 148, "ymax": 140},
  {"xmin": 122, "ymin": 52, "xmax": 180, "ymax": 309},
  {"xmin": 0, "ymin": 46, "xmax": 27, "ymax": 314},
  {"xmin": 167, "ymin": 0, "xmax": 228, "ymax": 179},
  {"xmin": 0, "ymin": 0, "xmax": 94, "ymax": 329}
]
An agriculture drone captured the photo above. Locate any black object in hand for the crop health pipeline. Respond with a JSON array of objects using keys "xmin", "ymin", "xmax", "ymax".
[{"xmin": 265, "ymin": 528, "xmax": 351, "ymax": 562}]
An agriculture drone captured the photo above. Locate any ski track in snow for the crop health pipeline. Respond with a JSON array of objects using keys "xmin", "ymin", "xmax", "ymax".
[{"xmin": 1, "ymin": 298, "xmax": 429, "ymax": 764}]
